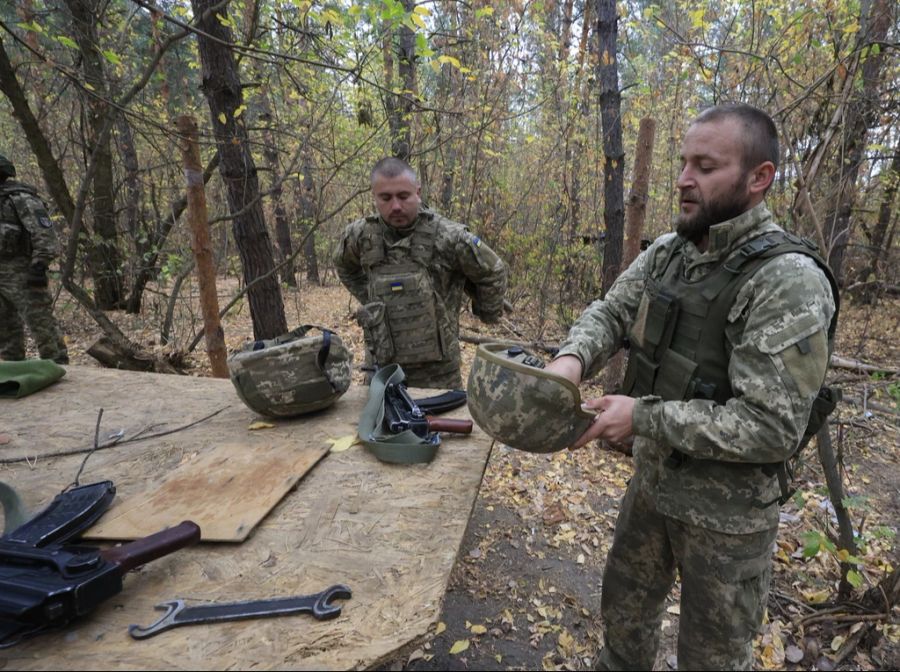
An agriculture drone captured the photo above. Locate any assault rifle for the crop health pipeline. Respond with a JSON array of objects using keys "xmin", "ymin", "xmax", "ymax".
[
  {"xmin": 383, "ymin": 383, "xmax": 472, "ymax": 439},
  {"xmin": 0, "ymin": 520, "xmax": 201, "ymax": 647}
]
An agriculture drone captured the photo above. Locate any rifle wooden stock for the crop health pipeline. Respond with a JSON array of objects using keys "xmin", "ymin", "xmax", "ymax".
[
  {"xmin": 101, "ymin": 521, "xmax": 201, "ymax": 573},
  {"xmin": 424, "ymin": 416, "xmax": 473, "ymax": 435}
]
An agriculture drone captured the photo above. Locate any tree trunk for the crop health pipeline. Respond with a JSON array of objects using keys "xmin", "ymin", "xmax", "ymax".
[
  {"xmin": 596, "ymin": 0, "xmax": 625, "ymax": 298},
  {"xmin": 178, "ymin": 116, "xmax": 228, "ymax": 378},
  {"xmin": 387, "ymin": 0, "xmax": 416, "ymax": 160},
  {"xmin": 821, "ymin": 0, "xmax": 892, "ymax": 285},
  {"xmin": 300, "ymin": 159, "xmax": 320, "ymax": 284},
  {"xmin": 259, "ymin": 103, "xmax": 296, "ymax": 287},
  {"xmin": 857, "ymin": 141, "xmax": 899, "ymax": 304},
  {"xmin": 125, "ymin": 153, "xmax": 220, "ymax": 314},
  {"xmin": 191, "ymin": 0, "xmax": 287, "ymax": 340},
  {"xmin": 64, "ymin": 0, "xmax": 124, "ymax": 310},
  {"xmin": 0, "ymin": 41, "xmax": 75, "ymax": 226}
]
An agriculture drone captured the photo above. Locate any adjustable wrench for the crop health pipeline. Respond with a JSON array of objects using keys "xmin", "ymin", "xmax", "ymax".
[{"xmin": 128, "ymin": 583, "xmax": 351, "ymax": 639}]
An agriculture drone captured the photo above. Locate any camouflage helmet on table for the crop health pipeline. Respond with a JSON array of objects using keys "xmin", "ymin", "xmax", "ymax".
[
  {"xmin": 466, "ymin": 343, "xmax": 596, "ymax": 453},
  {"xmin": 0, "ymin": 155, "xmax": 15, "ymax": 180},
  {"xmin": 227, "ymin": 325, "xmax": 353, "ymax": 417}
]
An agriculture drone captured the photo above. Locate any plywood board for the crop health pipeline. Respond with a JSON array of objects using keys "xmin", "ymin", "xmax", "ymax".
[
  {"xmin": 84, "ymin": 441, "xmax": 328, "ymax": 542},
  {"xmin": 0, "ymin": 366, "xmax": 493, "ymax": 670}
]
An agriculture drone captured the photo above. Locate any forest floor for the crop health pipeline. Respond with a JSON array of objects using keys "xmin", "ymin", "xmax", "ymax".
[{"xmin": 51, "ymin": 271, "xmax": 900, "ymax": 671}]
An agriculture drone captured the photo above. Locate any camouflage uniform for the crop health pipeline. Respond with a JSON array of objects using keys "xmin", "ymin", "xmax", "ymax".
[
  {"xmin": 334, "ymin": 208, "xmax": 506, "ymax": 389},
  {"xmin": 557, "ymin": 204, "xmax": 835, "ymax": 670},
  {"xmin": 0, "ymin": 179, "xmax": 68, "ymax": 364}
]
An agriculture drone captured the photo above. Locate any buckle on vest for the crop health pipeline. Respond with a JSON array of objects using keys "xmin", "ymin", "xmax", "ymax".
[{"xmin": 723, "ymin": 235, "xmax": 778, "ymax": 273}]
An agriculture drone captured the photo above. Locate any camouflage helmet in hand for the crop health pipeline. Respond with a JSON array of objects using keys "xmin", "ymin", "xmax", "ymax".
[
  {"xmin": 0, "ymin": 155, "xmax": 15, "ymax": 180},
  {"xmin": 466, "ymin": 343, "xmax": 596, "ymax": 453},
  {"xmin": 227, "ymin": 325, "xmax": 353, "ymax": 417}
]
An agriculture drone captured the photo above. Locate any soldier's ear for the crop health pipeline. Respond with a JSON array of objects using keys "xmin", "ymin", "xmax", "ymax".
[{"xmin": 747, "ymin": 161, "xmax": 775, "ymax": 195}]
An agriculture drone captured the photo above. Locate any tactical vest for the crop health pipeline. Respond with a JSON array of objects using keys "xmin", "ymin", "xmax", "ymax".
[
  {"xmin": 0, "ymin": 182, "xmax": 39, "ymax": 258},
  {"xmin": 623, "ymin": 230, "xmax": 841, "ymax": 505},
  {"xmin": 356, "ymin": 213, "xmax": 445, "ymax": 365},
  {"xmin": 623, "ymin": 230, "xmax": 838, "ymax": 404}
]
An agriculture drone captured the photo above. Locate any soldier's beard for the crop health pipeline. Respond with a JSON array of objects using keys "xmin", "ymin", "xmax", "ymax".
[{"xmin": 676, "ymin": 188, "xmax": 752, "ymax": 243}]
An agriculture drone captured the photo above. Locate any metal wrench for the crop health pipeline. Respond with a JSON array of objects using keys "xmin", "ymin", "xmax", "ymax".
[{"xmin": 128, "ymin": 583, "xmax": 351, "ymax": 639}]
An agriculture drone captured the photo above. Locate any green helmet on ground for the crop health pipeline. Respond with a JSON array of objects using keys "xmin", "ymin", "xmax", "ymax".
[
  {"xmin": 227, "ymin": 325, "xmax": 353, "ymax": 417},
  {"xmin": 466, "ymin": 343, "xmax": 596, "ymax": 453},
  {"xmin": 0, "ymin": 155, "xmax": 15, "ymax": 180}
]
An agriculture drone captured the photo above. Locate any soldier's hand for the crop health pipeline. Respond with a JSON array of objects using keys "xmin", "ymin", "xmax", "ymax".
[{"xmin": 27, "ymin": 261, "xmax": 49, "ymax": 288}]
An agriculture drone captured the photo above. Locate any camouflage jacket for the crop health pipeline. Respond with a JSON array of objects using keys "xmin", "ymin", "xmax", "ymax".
[
  {"xmin": 334, "ymin": 208, "xmax": 507, "ymax": 332},
  {"xmin": 0, "ymin": 180, "xmax": 58, "ymax": 264},
  {"xmin": 557, "ymin": 203, "xmax": 835, "ymax": 533}
]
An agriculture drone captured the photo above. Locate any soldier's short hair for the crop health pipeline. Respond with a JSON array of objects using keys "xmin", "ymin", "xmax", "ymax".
[
  {"xmin": 692, "ymin": 103, "xmax": 779, "ymax": 172},
  {"xmin": 371, "ymin": 157, "xmax": 417, "ymax": 184}
]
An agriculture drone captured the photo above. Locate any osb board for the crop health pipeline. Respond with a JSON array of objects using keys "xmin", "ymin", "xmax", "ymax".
[
  {"xmin": 0, "ymin": 366, "xmax": 493, "ymax": 670},
  {"xmin": 84, "ymin": 441, "xmax": 329, "ymax": 542}
]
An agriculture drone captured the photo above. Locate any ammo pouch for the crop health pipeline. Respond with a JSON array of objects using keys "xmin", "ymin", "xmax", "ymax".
[
  {"xmin": 367, "ymin": 265, "xmax": 443, "ymax": 365},
  {"xmin": 356, "ymin": 301, "xmax": 395, "ymax": 365},
  {"xmin": 0, "ymin": 220, "xmax": 23, "ymax": 257}
]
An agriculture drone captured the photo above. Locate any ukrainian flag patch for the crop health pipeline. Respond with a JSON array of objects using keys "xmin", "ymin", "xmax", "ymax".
[
  {"xmin": 390, "ymin": 281, "xmax": 404, "ymax": 292},
  {"xmin": 472, "ymin": 235, "xmax": 482, "ymax": 247}
]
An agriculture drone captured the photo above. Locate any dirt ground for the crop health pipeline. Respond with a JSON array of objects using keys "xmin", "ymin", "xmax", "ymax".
[{"xmin": 47, "ymin": 272, "xmax": 900, "ymax": 671}]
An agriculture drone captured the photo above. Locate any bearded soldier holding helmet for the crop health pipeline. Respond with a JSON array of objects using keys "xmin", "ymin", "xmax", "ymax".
[
  {"xmin": 0, "ymin": 154, "xmax": 68, "ymax": 365},
  {"xmin": 334, "ymin": 157, "xmax": 507, "ymax": 390},
  {"xmin": 543, "ymin": 104, "xmax": 836, "ymax": 670}
]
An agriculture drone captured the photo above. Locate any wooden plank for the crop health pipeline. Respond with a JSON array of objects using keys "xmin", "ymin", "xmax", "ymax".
[
  {"xmin": 0, "ymin": 366, "xmax": 492, "ymax": 670},
  {"xmin": 84, "ymin": 441, "xmax": 328, "ymax": 542}
]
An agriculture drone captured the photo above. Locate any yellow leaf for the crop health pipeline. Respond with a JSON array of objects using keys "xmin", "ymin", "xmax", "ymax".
[
  {"xmin": 234, "ymin": 105, "xmax": 246, "ymax": 118},
  {"xmin": 218, "ymin": 112, "xmax": 227, "ymax": 124},
  {"xmin": 449, "ymin": 639, "xmax": 469, "ymax": 655},
  {"xmin": 83, "ymin": 82, "xmax": 95, "ymax": 91},
  {"xmin": 411, "ymin": 13, "xmax": 427, "ymax": 30},
  {"xmin": 413, "ymin": 5, "xmax": 430, "ymax": 16},
  {"xmin": 438, "ymin": 55, "xmax": 462, "ymax": 68},
  {"xmin": 494, "ymin": 654, "xmax": 502, "ymax": 663},
  {"xmin": 326, "ymin": 434, "xmax": 360, "ymax": 453},
  {"xmin": 247, "ymin": 421, "xmax": 275, "ymax": 430},
  {"xmin": 802, "ymin": 588, "xmax": 831, "ymax": 604},
  {"xmin": 470, "ymin": 624, "xmax": 487, "ymax": 635},
  {"xmin": 434, "ymin": 621, "xmax": 446, "ymax": 635},
  {"xmin": 831, "ymin": 634, "xmax": 845, "ymax": 651}
]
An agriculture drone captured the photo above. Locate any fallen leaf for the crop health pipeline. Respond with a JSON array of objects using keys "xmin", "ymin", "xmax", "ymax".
[
  {"xmin": 0, "ymin": 434, "xmax": 11, "ymax": 445},
  {"xmin": 785, "ymin": 645, "xmax": 804, "ymax": 663},
  {"xmin": 666, "ymin": 604, "xmax": 680, "ymax": 615},
  {"xmin": 801, "ymin": 588, "xmax": 831, "ymax": 604},
  {"xmin": 326, "ymin": 434, "xmax": 360, "ymax": 453},
  {"xmin": 449, "ymin": 639, "xmax": 469, "ymax": 655},
  {"xmin": 576, "ymin": 553, "xmax": 585, "ymax": 564},
  {"xmin": 470, "ymin": 624, "xmax": 487, "ymax": 635},
  {"xmin": 247, "ymin": 420, "xmax": 275, "ymax": 430},
  {"xmin": 831, "ymin": 635, "xmax": 845, "ymax": 652},
  {"xmin": 494, "ymin": 654, "xmax": 502, "ymax": 663},
  {"xmin": 434, "ymin": 621, "xmax": 446, "ymax": 635}
]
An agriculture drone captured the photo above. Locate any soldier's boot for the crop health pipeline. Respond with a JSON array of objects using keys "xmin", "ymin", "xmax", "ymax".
[
  {"xmin": 670, "ymin": 520, "xmax": 776, "ymax": 670},
  {"xmin": 597, "ymin": 480, "xmax": 676, "ymax": 671},
  {"xmin": 22, "ymin": 285, "xmax": 68, "ymax": 363}
]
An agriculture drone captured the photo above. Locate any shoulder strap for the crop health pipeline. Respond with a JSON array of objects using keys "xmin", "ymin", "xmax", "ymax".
[{"xmin": 357, "ymin": 364, "xmax": 440, "ymax": 464}]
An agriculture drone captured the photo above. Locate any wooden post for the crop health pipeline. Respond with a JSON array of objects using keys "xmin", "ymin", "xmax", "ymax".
[
  {"xmin": 623, "ymin": 117, "xmax": 656, "ymax": 266},
  {"xmin": 602, "ymin": 117, "xmax": 656, "ymax": 416},
  {"xmin": 178, "ymin": 115, "xmax": 229, "ymax": 378}
]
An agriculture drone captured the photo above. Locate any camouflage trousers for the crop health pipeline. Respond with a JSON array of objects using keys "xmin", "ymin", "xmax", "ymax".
[
  {"xmin": 597, "ymin": 478, "xmax": 776, "ymax": 671},
  {"xmin": 0, "ymin": 261, "xmax": 68, "ymax": 364}
]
